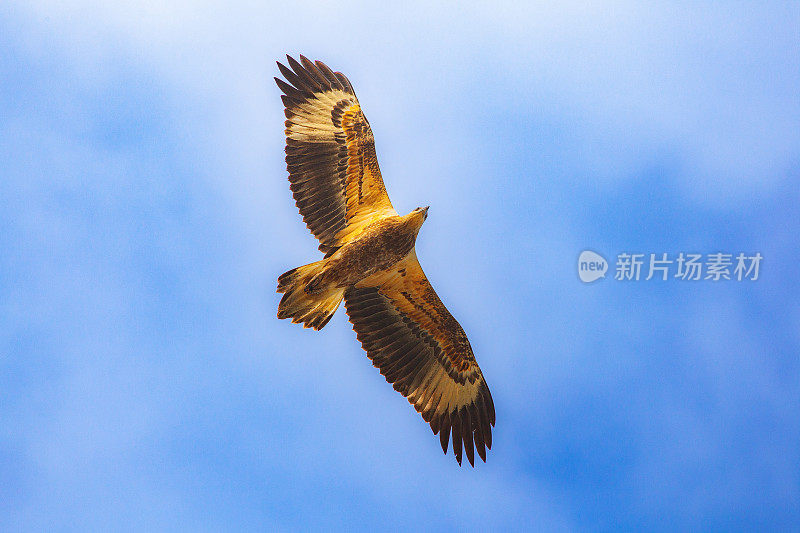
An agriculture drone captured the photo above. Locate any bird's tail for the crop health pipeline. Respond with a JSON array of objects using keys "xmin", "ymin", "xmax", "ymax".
[{"xmin": 277, "ymin": 260, "xmax": 344, "ymax": 330}]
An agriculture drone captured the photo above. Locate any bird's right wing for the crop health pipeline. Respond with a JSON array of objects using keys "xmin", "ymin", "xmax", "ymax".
[
  {"xmin": 344, "ymin": 250, "xmax": 495, "ymax": 466},
  {"xmin": 276, "ymin": 55, "xmax": 397, "ymax": 256}
]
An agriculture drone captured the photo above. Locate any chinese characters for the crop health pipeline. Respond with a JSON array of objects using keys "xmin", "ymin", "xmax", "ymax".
[{"xmin": 613, "ymin": 252, "xmax": 761, "ymax": 281}]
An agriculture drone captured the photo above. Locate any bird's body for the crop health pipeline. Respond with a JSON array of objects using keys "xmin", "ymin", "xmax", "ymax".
[
  {"xmin": 275, "ymin": 55, "xmax": 495, "ymax": 466},
  {"xmin": 312, "ymin": 211, "xmax": 425, "ymax": 293}
]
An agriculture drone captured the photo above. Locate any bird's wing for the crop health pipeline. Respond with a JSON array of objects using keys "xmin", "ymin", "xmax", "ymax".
[
  {"xmin": 343, "ymin": 250, "xmax": 495, "ymax": 466},
  {"xmin": 276, "ymin": 55, "xmax": 397, "ymax": 256}
]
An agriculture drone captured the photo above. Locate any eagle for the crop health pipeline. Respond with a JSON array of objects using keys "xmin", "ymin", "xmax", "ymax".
[{"xmin": 274, "ymin": 55, "xmax": 495, "ymax": 466}]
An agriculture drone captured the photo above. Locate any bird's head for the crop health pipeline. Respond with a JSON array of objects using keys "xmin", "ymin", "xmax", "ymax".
[{"xmin": 407, "ymin": 206, "xmax": 429, "ymax": 233}]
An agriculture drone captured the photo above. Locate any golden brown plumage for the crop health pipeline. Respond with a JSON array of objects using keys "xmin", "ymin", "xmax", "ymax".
[
  {"xmin": 275, "ymin": 55, "xmax": 495, "ymax": 466},
  {"xmin": 276, "ymin": 55, "xmax": 396, "ymax": 256}
]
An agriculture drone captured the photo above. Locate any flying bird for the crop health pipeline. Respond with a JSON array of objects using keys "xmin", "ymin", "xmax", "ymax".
[{"xmin": 274, "ymin": 55, "xmax": 495, "ymax": 466}]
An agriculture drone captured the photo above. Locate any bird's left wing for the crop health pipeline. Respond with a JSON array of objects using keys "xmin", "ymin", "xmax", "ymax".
[
  {"xmin": 343, "ymin": 250, "xmax": 495, "ymax": 466},
  {"xmin": 276, "ymin": 55, "xmax": 397, "ymax": 256}
]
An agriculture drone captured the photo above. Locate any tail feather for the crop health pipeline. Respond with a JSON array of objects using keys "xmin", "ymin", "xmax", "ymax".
[{"xmin": 277, "ymin": 260, "xmax": 344, "ymax": 330}]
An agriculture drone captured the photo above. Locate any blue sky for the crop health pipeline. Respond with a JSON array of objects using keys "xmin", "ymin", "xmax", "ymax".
[{"xmin": 1, "ymin": 2, "xmax": 798, "ymax": 530}]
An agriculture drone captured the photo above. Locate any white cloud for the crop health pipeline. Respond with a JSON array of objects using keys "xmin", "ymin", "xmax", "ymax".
[{"xmin": 11, "ymin": 0, "xmax": 799, "ymax": 212}]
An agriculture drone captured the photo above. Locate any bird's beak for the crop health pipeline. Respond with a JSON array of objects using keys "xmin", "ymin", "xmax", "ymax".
[{"xmin": 422, "ymin": 206, "xmax": 430, "ymax": 216}]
